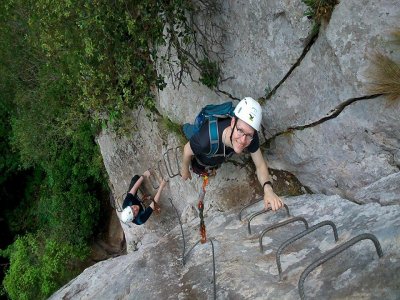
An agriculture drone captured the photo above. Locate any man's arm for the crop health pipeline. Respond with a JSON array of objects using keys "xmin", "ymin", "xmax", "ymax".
[
  {"xmin": 181, "ymin": 142, "xmax": 194, "ymax": 180},
  {"xmin": 250, "ymin": 149, "xmax": 283, "ymax": 211},
  {"xmin": 149, "ymin": 179, "xmax": 167, "ymax": 209},
  {"xmin": 128, "ymin": 170, "xmax": 151, "ymax": 195}
]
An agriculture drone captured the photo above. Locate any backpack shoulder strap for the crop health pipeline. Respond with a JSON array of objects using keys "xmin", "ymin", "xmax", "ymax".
[{"xmin": 206, "ymin": 116, "xmax": 219, "ymax": 156}]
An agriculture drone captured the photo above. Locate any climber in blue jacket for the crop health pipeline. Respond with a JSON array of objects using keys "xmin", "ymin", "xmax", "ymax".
[{"xmin": 120, "ymin": 170, "xmax": 167, "ymax": 225}]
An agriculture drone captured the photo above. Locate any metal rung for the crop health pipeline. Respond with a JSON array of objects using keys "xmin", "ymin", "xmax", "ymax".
[
  {"xmin": 163, "ymin": 147, "xmax": 182, "ymax": 178},
  {"xmin": 238, "ymin": 198, "xmax": 263, "ymax": 221},
  {"xmin": 157, "ymin": 159, "xmax": 169, "ymax": 183},
  {"xmin": 148, "ymin": 147, "xmax": 182, "ymax": 189},
  {"xmin": 259, "ymin": 217, "xmax": 309, "ymax": 252},
  {"xmin": 247, "ymin": 204, "xmax": 290, "ymax": 234},
  {"xmin": 298, "ymin": 233, "xmax": 383, "ymax": 300},
  {"xmin": 149, "ymin": 169, "xmax": 161, "ymax": 190},
  {"xmin": 276, "ymin": 220, "xmax": 339, "ymax": 281},
  {"xmin": 183, "ymin": 238, "xmax": 217, "ymax": 300}
]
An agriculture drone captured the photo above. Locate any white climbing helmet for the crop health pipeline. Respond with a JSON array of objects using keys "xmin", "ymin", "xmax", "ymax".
[
  {"xmin": 233, "ymin": 97, "xmax": 262, "ymax": 131},
  {"xmin": 121, "ymin": 206, "xmax": 134, "ymax": 223}
]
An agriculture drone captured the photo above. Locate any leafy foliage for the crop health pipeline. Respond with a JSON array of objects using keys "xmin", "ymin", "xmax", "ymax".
[
  {"xmin": 0, "ymin": 60, "xmax": 20, "ymax": 186},
  {"xmin": 1, "ymin": 233, "xmax": 88, "ymax": 300},
  {"xmin": 0, "ymin": 0, "xmax": 221, "ymax": 299},
  {"xmin": 199, "ymin": 58, "xmax": 220, "ymax": 89}
]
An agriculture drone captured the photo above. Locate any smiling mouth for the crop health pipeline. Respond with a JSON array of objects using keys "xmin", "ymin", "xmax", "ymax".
[{"xmin": 236, "ymin": 140, "xmax": 246, "ymax": 148}]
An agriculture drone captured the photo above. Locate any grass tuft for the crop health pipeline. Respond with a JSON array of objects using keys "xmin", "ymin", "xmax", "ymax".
[
  {"xmin": 160, "ymin": 116, "xmax": 186, "ymax": 145},
  {"xmin": 366, "ymin": 28, "xmax": 400, "ymax": 101}
]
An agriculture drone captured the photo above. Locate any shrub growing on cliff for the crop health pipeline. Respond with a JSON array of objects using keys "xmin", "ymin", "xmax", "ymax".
[
  {"xmin": 1, "ymin": 233, "xmax": 88, "ymax": 300},
  {"xmin": 366, "ymin": 53, "xmax": 400, "ymax": 100},
  {"xmin": 199, "ymin": 58, "xmax": 220, "ymax": 89},
  {"xmin": 366, "ymin": 29, "xmax": 400, "ymax": 101}
]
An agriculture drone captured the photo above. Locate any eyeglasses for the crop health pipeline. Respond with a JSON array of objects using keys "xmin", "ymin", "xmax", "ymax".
[{"xmin": 236, "ymin": 127, "xmax": 254, "ymax": 142}]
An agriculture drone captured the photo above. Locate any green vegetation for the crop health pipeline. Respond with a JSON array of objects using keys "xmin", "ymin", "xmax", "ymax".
[
  {"xmin": 199, "ymin": 58, "xmax": 220, "ymax": 89},
  {"xmin": 263, "ymin": 84, "xmax": 272, "ymax": 101},
  {"xmin": 366, "ymin": 29, "xmax": 400, "ymax": 101},
  {"xmin": 161, "ymin": 116, "xmax": 187, "ymax": 144},
  {"xmin": 0, "ymin": 233, "xmax": 88, "ymax": 300},
  {"xmin": 0, "ymin": 0, "xmax": 220, "ymax": 299},
  {"xmin": 302, "ymin": 0, "xmax": 338, "ymax": 33},
  {"xmin": 302, "ymin": 0, "xmax": 338, "ymax": 23}
]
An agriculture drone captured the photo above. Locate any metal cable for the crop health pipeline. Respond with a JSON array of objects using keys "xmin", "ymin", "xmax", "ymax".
[{"xmin": 168, "ymin": 197, "xmax": 186, "ymax": 264}]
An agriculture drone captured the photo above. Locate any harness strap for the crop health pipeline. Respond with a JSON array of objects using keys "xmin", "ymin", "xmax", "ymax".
[{"xmin": 194, "ymin": 156, "xmax": 218, "ymax": 169}]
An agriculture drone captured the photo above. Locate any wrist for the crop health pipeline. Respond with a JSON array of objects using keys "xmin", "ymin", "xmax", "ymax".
[{"xmin": 263, "ymin": 180, "xmax": 273, "ymax": 192}]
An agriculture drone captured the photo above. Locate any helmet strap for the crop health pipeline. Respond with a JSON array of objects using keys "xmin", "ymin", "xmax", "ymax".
[{"xmin": 230, "ymin": 117, "xmax": 238, "ymax": 145}]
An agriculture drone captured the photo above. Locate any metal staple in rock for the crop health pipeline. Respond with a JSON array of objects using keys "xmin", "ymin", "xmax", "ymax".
[
  {"xmin": 259, "ymin": 216, "xmax": 309, "ymax": 252},
  {"xmin": 276, "ymin": 220, "xmax": 339, "ymax": 281},
  {"xmin": 148, "ymin": 147, "xmax": 182, "ymax": 189},
  {"xmin": 247, "ymin": 204, "xmax": 290, "ymax": 234},
  {"xmin": 298, "ymin": 233, "xmax": 384, "ymax": 300},
  {"xmin": 238, "ymin": 197, "xmax": 264, "ymax": 221}
]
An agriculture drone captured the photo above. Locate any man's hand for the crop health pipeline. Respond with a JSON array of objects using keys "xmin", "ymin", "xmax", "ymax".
[
  {"xmin": 160, "ymin": 179, "xmax": 167, "ymax": 189},
  {"xmin": 263, "ymin": 186, "xmax": 283, "ymax": 211},
  {"xmin": 181, "ymin": 167, "xmax": 192, "ymax": 181},
  {"xmin": 143, "ymin": 170, "xmax": 151, "ymax": 178}
]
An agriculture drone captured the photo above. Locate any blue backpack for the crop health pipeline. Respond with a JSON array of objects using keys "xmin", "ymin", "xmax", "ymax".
[{"xmin": 183, "ymin": 101, "xmax": 235, "ymax": 156}]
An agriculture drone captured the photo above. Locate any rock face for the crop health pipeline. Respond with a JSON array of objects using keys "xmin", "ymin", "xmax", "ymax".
[
  {"xmin": 50, "ymin": 194, "xmax": 400, "ymax": 300},
  {"xmin": 54, "ymin": 0, "xmax": 400, "ymax": 298},
  {"xmin": 263, "ymin": 0, "xmax": 400, "ymax": 202},
  {"xmin": 156, "ymin": 0, "xmax": 400, "ymax": 205}
]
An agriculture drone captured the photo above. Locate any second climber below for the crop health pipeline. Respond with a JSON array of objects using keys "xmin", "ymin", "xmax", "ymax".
[
  {"xmin": 121, "ymin": 170, "xmax": 167, "ymax": 225},
  {"xmin": 181, "ymin": 97, "xmax": 284, "ymax": 211}
]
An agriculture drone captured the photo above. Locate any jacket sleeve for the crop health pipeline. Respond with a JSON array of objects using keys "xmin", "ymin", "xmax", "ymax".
[{"xmin": 133, "ymin": 207, "xmax": 153, "ymax": 225}]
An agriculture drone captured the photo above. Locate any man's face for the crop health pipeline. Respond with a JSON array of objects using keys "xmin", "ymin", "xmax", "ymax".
[
  {"xmin": 130, "ymin": 205, "xmax": 140, "ymax": 217},
  {"xmin": 230, "ymin": 118, "xmax": 255, "ymax": 154}
]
